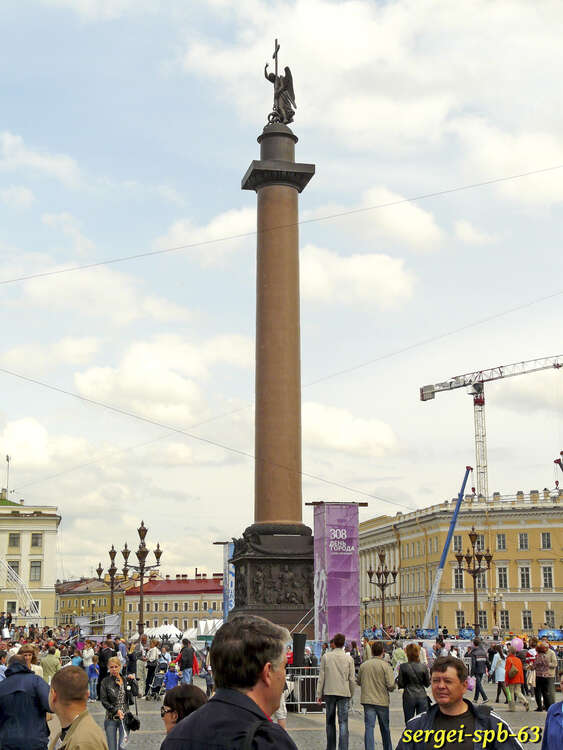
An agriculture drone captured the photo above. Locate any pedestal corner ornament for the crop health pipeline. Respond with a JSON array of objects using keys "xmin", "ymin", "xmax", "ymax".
[{"xmin": 229, "ymin": 40, "xmax": 315, "ymax": 630}]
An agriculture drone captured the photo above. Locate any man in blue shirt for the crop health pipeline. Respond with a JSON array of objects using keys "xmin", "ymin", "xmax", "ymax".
[
  {"xmin": 0, "ymin": 651, "xmax": 7, "ymax": 682},
  {"xmin": 0, "ymin": 654, "xmax": 51, "ymax": 750},
  {"xmin": 542, "ymin": 673, "xmax": 563, "ymax": 750}
]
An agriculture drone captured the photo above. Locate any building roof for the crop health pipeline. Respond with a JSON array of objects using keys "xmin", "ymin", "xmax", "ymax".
[
  {"xmin": 126, "ymin": 577, "xmax": 223, "ymax": 596},
  {"xmin": 0, "ymin": 497, "xmax": 19, "ymax": 506}
]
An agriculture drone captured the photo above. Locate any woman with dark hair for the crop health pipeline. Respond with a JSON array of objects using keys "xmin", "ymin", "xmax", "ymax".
[
  {"xmin": 161, "ymin": 684, "xmax": 207, "ymax": 734},
  {"xmin": 397, "ymin": 642, "xmax": 430, "ymax": 722}
]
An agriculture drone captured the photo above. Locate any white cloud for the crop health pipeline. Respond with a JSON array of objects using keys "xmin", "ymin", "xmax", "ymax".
[
  {"xmin": 495, "ymin": 369, "xmax": 563, "ymax": 415},
  {"xmin": 74, "ymin": 333, "xmax": 253, "ymax": 425},
  {"xmin": 0, "ymin": 132, "xmax": 80, "ymax": 187},
  {"xmin": 300, "ymin": 244, "xmax": 414, "ymax": 308},
  {"xmin": 303, "ymin": 401, "xmax": 397, "ymax": 457},
  {"xmin": 155, "ymin": 207, "xmax": 255, "ymax": 266},
  {"xmin": 2, "ymin": 337, "xmax": 101, "ymax": 372},
  {"xmin": 20, "ymin": 265, "xmax": 190, "ymax": 325},
  {"xmin": 454, "ymin": 220, "xmax": 495, "ymax": 246},
  {"xmin": 0, "ymin": 185, "xmax": 34, "ymax": 208},
  {"xmin": 450, "ymin": 118, "xmax": 563, "ymax": 206},
  {"xmin": 42, "ymin": 212, "xmax": 95, "ymax": 255},
  {"xmin": 0, "ymin": 418, "xmax": 92, "ymax": 471}
]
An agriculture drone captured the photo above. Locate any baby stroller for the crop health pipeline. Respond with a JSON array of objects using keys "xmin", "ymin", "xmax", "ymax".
[{"xmin": 146, "ymin": 663, "xmax": 167, "ymax": 700}]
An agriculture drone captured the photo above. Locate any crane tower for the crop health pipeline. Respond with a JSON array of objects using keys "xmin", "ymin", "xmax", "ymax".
[{"xmin": 420, "ymin": 355, "xmax": 563, "ymax": 499}]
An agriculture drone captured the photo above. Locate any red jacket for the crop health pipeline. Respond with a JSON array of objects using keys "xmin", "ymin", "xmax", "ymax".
[{"xmin": 505, "ymin": 654, "xmax": 523, "ymax": 684}]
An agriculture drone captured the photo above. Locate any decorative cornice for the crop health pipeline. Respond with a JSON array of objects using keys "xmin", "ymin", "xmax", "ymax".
[{"xmin": 241, "ymin": 159, "xmax": 315, "ymax": 193}]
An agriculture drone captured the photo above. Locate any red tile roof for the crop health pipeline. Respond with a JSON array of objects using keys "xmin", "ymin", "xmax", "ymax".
[{"xmin": 125, "ymin": 578, "xmax": 223, "ymax": 596}]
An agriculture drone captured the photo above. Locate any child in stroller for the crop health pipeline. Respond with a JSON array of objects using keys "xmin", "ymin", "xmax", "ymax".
[{"xmin": 146, "ymin": 660, "xmax": 168, "ymax": 700}]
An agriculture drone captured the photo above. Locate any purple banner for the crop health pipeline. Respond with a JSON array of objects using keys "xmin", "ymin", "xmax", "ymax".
[{"xmin": 314, "ymin": 503, "xmax": 360, "ymax": 646}]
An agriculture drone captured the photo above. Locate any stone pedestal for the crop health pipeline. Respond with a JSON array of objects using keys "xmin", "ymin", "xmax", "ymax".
[{"xmin": 230, "ymin": 124, "xmax": 315, "ymax": 628}]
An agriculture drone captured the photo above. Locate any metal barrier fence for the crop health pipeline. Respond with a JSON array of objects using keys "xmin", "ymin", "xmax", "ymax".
[{"xmin": 285, "ymin": 666, "xmax": 323, "ymax": 713}]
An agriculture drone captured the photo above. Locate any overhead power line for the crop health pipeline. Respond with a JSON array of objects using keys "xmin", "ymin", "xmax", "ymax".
[
  {"xmin": 0, "ymin": 366, "xmax": 412, "ymax": 511},
  {"xmin": 2, "ymin": 163, "xmax": 563, "ymax": 287},
  {"xmin": 7, "ymin": 284, "xmax": 562, "ymax": 498}
]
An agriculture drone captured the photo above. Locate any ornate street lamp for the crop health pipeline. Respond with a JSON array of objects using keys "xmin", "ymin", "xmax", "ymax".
[
  {"xmin": 487, "ymin": 591, "xmax": 503, "ymax": 631},
  {"xmin": 96, "ymin": 545, "xmax": 119, "ymax": 614},
  {"xmin": 122, "ymin": 522, "xmax": 163, "ymax": 636},
  {"xmin": 367, "ymin": 549, "xmax": 398, "ymax": 632},
  {"xmin": 361, "ymin": 597, "xmax": 370, "ymax": 630},
  {"xmin": 455, "ymin": 527, "xmax": 493, "ymax": 636}
]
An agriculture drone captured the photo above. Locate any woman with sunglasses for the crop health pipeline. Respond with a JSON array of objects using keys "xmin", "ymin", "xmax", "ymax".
[{"xmin": 161, "ymin": 684, "xmax": 207, "ymax": 734}]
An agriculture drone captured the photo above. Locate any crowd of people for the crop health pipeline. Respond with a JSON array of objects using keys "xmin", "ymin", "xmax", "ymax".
[
  {"xmin": 317, "ymin": 632, "xmax": 563, "ymax": 750},
  {"xmin": 1, "ymin": 617, "xmax": 563, "ymax": 749}
]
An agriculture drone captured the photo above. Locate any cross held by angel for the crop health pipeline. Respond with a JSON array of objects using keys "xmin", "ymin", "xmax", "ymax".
[{"xmin": 264, "ymin": 39, "xmax": 296, "ymax": 125}]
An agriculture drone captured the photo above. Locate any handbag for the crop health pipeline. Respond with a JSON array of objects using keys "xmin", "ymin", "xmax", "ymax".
[
  {"xmin": 527, "ymin": 669, "xmax": 536, "ymax": 688},
  {"xmin": 124, "ymin": 694, "xmax": 140, "ymax": 732},
  {"xmin": 507, "ymin": 663, "xmax": 518, "ymax": 680},
  {"xmin": 466, "ymin": 676, "xmax": 475, "ymax": 691}
]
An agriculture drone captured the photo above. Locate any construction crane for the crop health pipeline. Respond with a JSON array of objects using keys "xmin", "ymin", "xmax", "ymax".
[{"xmin": 420, "ymin": 355, "xmax": 563, "ymax": 500}]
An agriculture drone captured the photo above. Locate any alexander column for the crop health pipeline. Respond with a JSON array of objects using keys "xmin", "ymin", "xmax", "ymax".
[{"xmin": 230, "ymin": 40, "xmax": 315, "ymax": 629}]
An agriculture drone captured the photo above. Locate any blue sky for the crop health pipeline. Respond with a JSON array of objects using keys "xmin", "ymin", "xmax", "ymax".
[{"xmin": 1, "ymin": 0, "xmax": 562, "ymax": 578}]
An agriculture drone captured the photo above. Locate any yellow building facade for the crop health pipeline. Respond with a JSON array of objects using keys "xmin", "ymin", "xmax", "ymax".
[
  {"xmin": 56, "ymin": 575, "xmax": 137, "ymax": 634},
  {"xmin": 0, "ymin": 490, "xmax": 60, "ymax": 623},
  {"xmin": 360, "ymin": 489, "xmax": 563, "ymax": 635}
]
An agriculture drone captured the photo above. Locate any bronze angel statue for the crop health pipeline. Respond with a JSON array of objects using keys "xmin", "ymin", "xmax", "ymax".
[{"xmin": 264, "ymin": 41, "xmax": 296, "ymax": 125}]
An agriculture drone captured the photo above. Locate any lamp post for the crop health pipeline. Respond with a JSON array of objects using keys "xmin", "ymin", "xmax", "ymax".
[
  {"xmin": 97, "ymin": 545, "xmax": 119, "ymax": 615},
  {"xmin": 361, "ymin": 597, "xmax": 370, "ymax": 630},
  {"xmin": 367, "ymin": 550, "xmax": 398, "ymax": 632},
  {"xmin": 455, "ymin": 527, "xmax": 493, "ymax": 636},
  {"xmin": 487, "ymin": 591, "xmax": 503, "ymax": 630},
  {"xmin": 122, "ymin": 521, "xmax": 162, "ymax": 636}
]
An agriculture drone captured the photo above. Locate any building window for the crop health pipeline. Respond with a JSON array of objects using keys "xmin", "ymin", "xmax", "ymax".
[
  {"xmin": 31, "ymin": 533, "xmax": 42, "ymax": 548},
  {"xmin": 496, "ymin": 534, "xmax": 506, "ymax": 551},
  {"xmin": 7, "ymin": 560, "xmax": 19, "ymax": 576},
  {"xmin": 476, "ymin": 534, "xmax": 485, "ymax": 552},
  {"xmin": 522, "ymin": 610, "xmax": 533, "ymax": 630},
  {"xmin": 202, "ymin": 602, "xmax": 207, "ymax": 611},
  {"xmin": 163, "ymin": 603, "xmax": 169, "ymax": 612},
  {"xmin": 183, "ymin": 619, "xmax": 188, "ymax": 630},
  {"xmin": 478, "ymin": 610, "xmax": 488, "ymax": 630},
  {"xmin": 541, "ymin": 532, "xmax": 551, "ymax": 550},
  {"xmin": 174, "ymin": 602, "xmax": 179, "ymax": 612},
  {"xmin": 193, "ymin": 602, "xmax": 199, "ymax": 612},
  {"xmin": 153, "ymin": 619, "xmax": 158, "ymax": 627},
  {"xmin": 543, "ymin": 567, "xmax": 553, "ymax": 589},
  {"xmin": 128, "ymin": 620, "xmax": 133, "ymax": 631},
  {"xmin": 456, "ymin": 610, "xmax": 465, "ymax": 629},
  {"xmin": 154, "ymin": 602, "xmax": 159, "ymax": 612},
  {"xmin": 212, "ymin": 601, "xmax": 217, "ymax": 611},
  {"xmin": 6, "ymin": 601, "xmax": 16, "ymax": 614},
  {"xmin": 127, "ymin": 603, "xmax": 132, "ymax": 612},
  {"xmin": 8, "ymin": 533, "xmax": 20, "ymax": 548},
  {"xmin": 163, "ymin": 619, "xmax": 168, "ymax": 625},
  {"xmin": 416, "ymin": 541, "xmax": 421, "ymax": 556},
  {"xmin": 520, "ymin": 567, "xmax": 530, "ymax": 589},
  {"xmin": 500, "ymin": 610, "xmax": 510, "ymax": 629},
  {"xmin": 193, "ymin": 619, "xmax": 198, "ymax": 627},
  {"xmin": 453, "ymin": 535, "xmax": 462, "ymax": 553},
  {"xmin": 30, "ymin": 561, "xmax": 41, "ymax": 581},
  {"xmin": 546, "ymin": 610, "xmax": 555, "ymax": 628},
  {"xmin": 476, "ymin": 572, "xmax": 487, "ymax": 589},
  {"xmin": 497, "ymin": 567, "xmax": 508, "ymax": 590},
  {"xmin": 173, "ymin": 618, "xmax": 178, "ymax": 627},
  {"xmin": 519, "ymin": 533, "xmax": 528, "ymax": 550},
  {"xmin": 183, "ymin": 602, "xmax": 189, "ymax": 612},
  {"xmin": 454, "ymin": 568, "xmax": 464, "ymax": 590}
]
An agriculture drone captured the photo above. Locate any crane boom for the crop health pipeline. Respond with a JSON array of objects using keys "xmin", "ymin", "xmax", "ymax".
[
  {"xmin": 420, "ymin": 355, "xmax": 562, "ymax": 401},
  {"xmin": 420, "ymin": 355, "xmax": 563, "ymax": 499}
]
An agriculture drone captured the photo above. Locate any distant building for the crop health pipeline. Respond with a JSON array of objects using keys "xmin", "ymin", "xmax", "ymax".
[
  {"xmin": 124, "ymin": 573, "xmax": 223, "ymax": 635},
  {"xmin": 0, "ymin": 488, "xmax": 60, "ymax": 623},
  {"xmin": 360, "ymin": 488, "xmax": 563, "ymax": 635},
  {"xmin": 55, "ymin": 574, "xmax": 137, "ymax": 633}
]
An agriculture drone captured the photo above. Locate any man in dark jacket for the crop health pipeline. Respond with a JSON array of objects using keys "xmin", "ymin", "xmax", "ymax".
[
  {"xmin": 179, "ymin": 638, "xmax": 194, "ymax": 685},
  {"xmin": 161, "ymin": 615, "xmax": 297, "ymax": 750},
  {"xmin": 396, "ymin": 656, "xmax": 523, "ymax": 750},
  {"xmin": 469, "ymin": 638, "xmax": 489, "ymax": 703},
  {"xmin": 0, "ymin": 654, "xmax": 51, "ymax": 750},
  {"xmin": 97, "ymin": 639, "xmax": 116, "ymax": 699}
]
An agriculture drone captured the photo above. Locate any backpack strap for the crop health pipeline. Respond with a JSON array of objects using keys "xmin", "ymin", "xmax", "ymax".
[{"xmin": 241, "ymin": 719, "xmax": 269, "ymax": 750}]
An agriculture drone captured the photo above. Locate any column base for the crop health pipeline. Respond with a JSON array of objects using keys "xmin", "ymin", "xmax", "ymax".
[{"xmin": 230, "ymin": 526, "xmax": 314, "ymax": 634}]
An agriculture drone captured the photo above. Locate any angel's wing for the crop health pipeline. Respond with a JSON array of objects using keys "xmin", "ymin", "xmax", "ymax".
[{"xmin": 284, "ymin": 66, "xmax": 296, "ymax": 108}]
